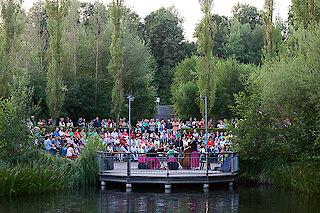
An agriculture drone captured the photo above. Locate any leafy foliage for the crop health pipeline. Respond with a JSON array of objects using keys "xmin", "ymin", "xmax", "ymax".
[
  {"xmin": 45, "ymin": 0, "xmax": 69, "ymax": 124},
  {"xmin": 0, "ymin": 98, "xmax": 33, "ymax": 162},
  {"xmin": 108, "ymin": 0, "xmax": 125, "ymax": 124},
  {"xmin": 144, "ymin": 7, "xmax": 186, "ymax": 104},
  {"xmin": 171, "ymin": 56, "xmax": 201, "ymax": 120},
  {"xmin": 231, "ymin": 20, "xmax": 320, "ymax": 182},
  {"xmin": 195, "ymin": 0, "xmax": 217, "ymax": 117}
]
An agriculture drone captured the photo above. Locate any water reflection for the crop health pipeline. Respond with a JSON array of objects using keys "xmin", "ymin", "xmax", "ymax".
[
  {"xmin": 0, "ymin": 184, "xmax": 319, "ymax": 212},
  {"xmin": 98, "ymin": 188, "xmax": 239, "ymax": 212}
]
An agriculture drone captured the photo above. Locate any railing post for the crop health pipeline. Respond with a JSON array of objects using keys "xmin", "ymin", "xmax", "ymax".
[
  {"xmin": 127, "ymin": 152, "xmax": 131, "ymax": 177},
  {"xmin": 206, "ymin": 152, "xmax": 209, "ymax": 177},
  {"xmin": 98, "ymin": 153, "xmax": 102, "ymax": 172},
  {"xmin": 231, "ymin": 152, "xmax": 234, "ymax": 173},
  {"xmin": 166, "ymin": 156, "xmax": 169, "ymax": 178}
]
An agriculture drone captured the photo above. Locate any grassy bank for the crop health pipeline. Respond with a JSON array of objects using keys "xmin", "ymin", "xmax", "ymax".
[
  {"xmin": 0, "ymin": 136, "xmax": 99, "ymax": 197},
  {"xmin": 269, "ymin": 163, "xmax": 320, "ymax": 193},
  {"xmin": 240, "ymin": 161, "xmax": 320, "ymax": 193}
]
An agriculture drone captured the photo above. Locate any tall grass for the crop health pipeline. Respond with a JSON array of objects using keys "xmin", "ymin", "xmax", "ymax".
[
  {"xmin": 0, "ymin": 136, "xmax": 99, "ymax": 197},
  {"xmin": 270, "ymin": 163, "xmax": 320, "ymax": 193},
  {"xmin": 0, "ymin": 161, "xmax": 69, "ymax": 196},
  {"xmin": 68, "ymin": 136, "xmax": 99, "ymax": 186},
  {"xmin": 240, "ymin": 159, "xmax": 320, "ymax": 193}
]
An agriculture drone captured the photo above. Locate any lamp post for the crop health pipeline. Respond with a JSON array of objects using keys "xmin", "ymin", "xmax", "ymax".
[
  {"xmin": 201, "ymin": 95, "xmax": 208, "ymax": 177},
  {"xmin": 127, "ymin": 94, "xmax": 134, "ymax": 177}
]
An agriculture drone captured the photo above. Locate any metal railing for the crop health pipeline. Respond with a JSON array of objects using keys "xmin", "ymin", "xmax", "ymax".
[{"xmin": 98, "ymin": 151, "xmax": 238, "ymax": 177}]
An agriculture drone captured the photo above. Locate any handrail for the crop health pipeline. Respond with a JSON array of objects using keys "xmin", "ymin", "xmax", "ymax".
[
  {"xmin": 98, "ymin": 151, "xmax": 239, "ymax": 176},
  {"xmin": 97, "ymin": 151, "xmax": 237, "ymax": 155}
]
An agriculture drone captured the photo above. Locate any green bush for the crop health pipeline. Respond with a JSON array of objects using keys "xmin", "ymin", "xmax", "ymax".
[{"xmin": 0, "ymin": 98, "xmax": 33, "ymax": 163}]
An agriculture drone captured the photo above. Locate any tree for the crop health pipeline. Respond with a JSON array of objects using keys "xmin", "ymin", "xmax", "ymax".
[
  {"xmin": 0, "ymin": 0, "xmax": 25, "ymax": 97},
  {"xmin": 258, "ymin": 24, "xmax": 320, "ymax": 161},
  {"xmin": 63, "ymin": 0, "xmax": 82, "ymax": 81},
  {"xmin": 231, "ymin": 22, "xmax": 320, "ymax": 179},
  {"xmin": 84, "ymin": 1, "xmax": 108, "ymax": 106},
  {"xmin": 144, "ymin": 7, "xmax": 186, "ymax": 104},
  {"xmin": 211, "ymin": 14, "xmax": 229, "ymax": 58},
  {"xmin": 261, "ymin": 0, "xmax": 283, "ymax": 62},
  {"xmin": 0, "ymin": 98, "xmax": 32, "ymax": 162},
  {"xmin": 26, "ymin": 0, "xmax": 50, "ymax": 76},
  {"xmin": 195, "ymin": 0, "xmax": 217, "ymax": 117},
  {"xmin": 108, "ymin": 0, "xmax": 125, "ymax": 124},
  {"xmin": 232, "ymin": 4, "xmax": 263, "ymax": 29},
  {"xmin": 291, "ymin": 0, "xmax": 320, "ymax": 29},
  {"xmin": 225, "ymin": 20, "xmax": 264, "ymax": 64},
  {"xmin": 45, "ymin": 0, "xmax": 69, "ymax": 125},
  {"xmin": 122, "ymin": 29, "xmax": 157, "ymax": 121},
  {"xmin": 171, "ymin": 56, "xmax": 201, "ymax": 120}
]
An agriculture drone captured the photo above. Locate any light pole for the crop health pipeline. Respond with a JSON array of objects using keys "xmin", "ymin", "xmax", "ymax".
[
  {"xmin": 201, "ymin": 95, "xmax": 208, "ymax": 177},
  {"xmin": 127, "ymin": 94, "xmax": 134, "ymax": 177}
]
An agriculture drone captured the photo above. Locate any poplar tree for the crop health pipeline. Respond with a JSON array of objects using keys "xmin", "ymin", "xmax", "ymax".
[
  {"xmin": 0, "ymin": 0, "xmax": 33, "ymax": 117},
  {"xmin": 45, "ymin": 0, "xmax": 69, "ymax": 125},
  {"xmin": 108, "ymin": 0, "xmax": 125, "ymax": 124},
  {"xmin": 0, "ymin": 0, "xmax": 24, "ymax": 97},
  {"xmin": 291, "ymin": 0, "xmax": 320, "ymax": 29},
  {"xmin": 261, "ymin": 0, "xmax": 283, "ymax": 63},
  {"xmin": 195, "ymin": 0, "xmax": 216, "ymax": 117},
  {"xmin": 262, "ymin": 0, "xmax": 275, "ymax": 62}
]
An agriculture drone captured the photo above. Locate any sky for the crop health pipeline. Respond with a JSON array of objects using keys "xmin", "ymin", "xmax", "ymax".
[{"xmin": 23, "ymin": 0, "xmax": 292, "ymax": 41}]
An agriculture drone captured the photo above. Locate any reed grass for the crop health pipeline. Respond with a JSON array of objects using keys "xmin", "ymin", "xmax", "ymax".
[
  {"xmin": 271, "ymin": 163, "xmax": 320, "ymax": 193},
  {"xmin": 0, "ymin": 161, "xmax": 69, "ymax": 196},
  {"xmin": 0, "ymin": 136, "xmax": 99, "ymax": 197},
  {"xmin": 240, "ymin": 159, "xmax": 320, "ymax": 193}
]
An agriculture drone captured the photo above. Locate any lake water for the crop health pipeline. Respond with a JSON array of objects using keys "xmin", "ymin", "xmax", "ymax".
[{"xmin": 0, "ymin": 184, "xmax": 319, "ymax": 212}]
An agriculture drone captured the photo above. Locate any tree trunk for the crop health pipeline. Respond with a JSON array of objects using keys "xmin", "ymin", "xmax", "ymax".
[
  {"xmin": 52, "ymin": 117, "xmax": 57, "ymax": 126},
  {"xmin": 95, "ymin": 38, "xmax": 98, "ymax": 107},
  {"xmin": 73, "ymin": 33, "xmax": 77, "ymax": 81}
]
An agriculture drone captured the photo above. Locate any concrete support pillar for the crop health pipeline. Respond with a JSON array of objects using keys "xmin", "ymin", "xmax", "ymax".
[
  {"xmin": 203, "ymin": 183, "xmax": 209, "ymax": 193},
  {"xmin": 126, "ymin": 183, "xmax": 132, "ymax": 192},
  {"xmin": 101, "ymin": 181, "xmax": 106, "ymax": 190},
  {"xmin": 165, "ymin": 183, "xmax": 171, "ymax": 193}
]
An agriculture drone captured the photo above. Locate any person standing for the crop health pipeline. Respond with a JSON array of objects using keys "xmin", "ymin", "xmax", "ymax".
[
  {"xmin": 172, "ymin": 119, "xmax": 179, "ymax": 135},
  {"xmin": 149, "ymin": 119, "xmax": 156, "ymax": 133},
  {"xmin": 190, "ymin": 139, "xmax": 199, "ymax": 169},
  {"xmin": 166, "ymin": 120, "xmax": 173, "ymax": 135},
  {"xmin": 93, "ymin": 117, "xmax": 101, "ymax": 128}
]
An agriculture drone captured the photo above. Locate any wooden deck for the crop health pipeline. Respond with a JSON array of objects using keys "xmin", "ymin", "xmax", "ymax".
[{"xmin": 99, "ymin": 162, "xmax": 238, "ymax": 184}]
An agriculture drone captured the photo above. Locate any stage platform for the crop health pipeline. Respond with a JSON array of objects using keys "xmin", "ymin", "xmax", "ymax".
[{"xmin": 98, "ymin": 152, "xmax": 239, "ymax": 191}]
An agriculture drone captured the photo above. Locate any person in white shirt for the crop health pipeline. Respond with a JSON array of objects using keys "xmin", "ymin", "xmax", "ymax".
[
  {"xmin": 59, "ymin": 118, "xmax": 65, "ymax": 127},
  {"xmin": 59, "ymin": 127, "xmax": 65, "ymax": 137},
  {"xmin": 111, "ymin": 128, "xmax": 118, "ymax": 139},
  {"xmin": 66, "ymin": 144, "xmax": 74, "ymax": 159}
]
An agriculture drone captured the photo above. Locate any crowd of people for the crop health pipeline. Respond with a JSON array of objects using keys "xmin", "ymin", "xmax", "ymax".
[
  {"xmin": 27, "ymin": 116, "xmax": 237, "ymax": 130},
  {"xmin": 29, "ymin": 116, "xmax": 236, "ymax": 168}
]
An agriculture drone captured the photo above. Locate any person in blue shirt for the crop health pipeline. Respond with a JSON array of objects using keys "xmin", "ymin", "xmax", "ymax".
[
  {"xmin": 93, "ymin": 117, "xmax": 101, "ymax": 128},
  {"xmin": 44, "ymin": 135, "xmax": 58, "ymax": 154},
  {"xmin": 142, "ymin": 119, "xmax": 149, "ymax": 132},
  {"xmin": 53, "ymin": 127, "xmax": 60, "ymax": 137}
]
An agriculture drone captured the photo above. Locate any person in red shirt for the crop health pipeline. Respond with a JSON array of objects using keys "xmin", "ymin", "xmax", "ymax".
[
  {"xmin": 207, "ymin": 138, "xmax": 215, "ymax": 147},
  {"xmin": 120, "ymin": 135, "xmax": 127, "ymax": 146},
  {"xmin": 130, "ymin": 131, "xmax": 135, "ymax": 139},
  {"xmin": 122, "ymin": 129, "xmax": 129, "ymax": 138},
  {"xmin": 74, "ymin": 129, "xmax": 81, "ymax": 138}
]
